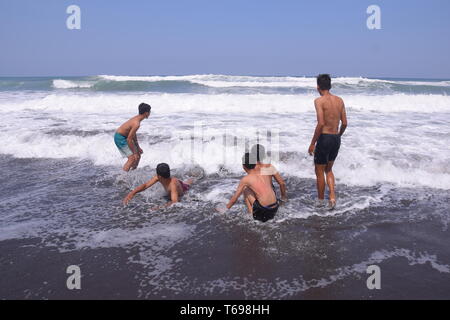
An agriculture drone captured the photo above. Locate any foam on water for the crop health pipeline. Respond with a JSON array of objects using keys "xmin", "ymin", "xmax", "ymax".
[
  {"xmin": 52, "ymin": 79, "xmax": 94, "ymax": 89},
  {"xmin": 2, "ymin": 92, "xmax": 450, "ymax": 114},
  {"xmin": 1, "ymin": 76, "xmax": 450, "ymax": 198},
  {"xmin": 0, "ymin": 95, "xmax": 449, "ymax": 190},
  {"xmin": 2, "ymin": 75, "xmax": 450, "ymax": 96},
  {"xmin": 99, "ymin": 74, "xmax": 450, "ymax": 90}
]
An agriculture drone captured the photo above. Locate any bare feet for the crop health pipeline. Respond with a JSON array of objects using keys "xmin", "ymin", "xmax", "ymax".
[
  {"xmin": 328, "ymin": 199, "xmax": 336, "ymax": 210},
  {"xmin": 315, "ymin": 199, "xmax": 326, "ymax": 208}
]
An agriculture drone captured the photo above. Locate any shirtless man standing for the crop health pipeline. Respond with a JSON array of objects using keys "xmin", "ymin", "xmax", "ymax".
[
  {"xmin": 308, "ymin": 74, "xmax": 347, "ymax": 208},
  {"xmin": 114, "ymin": 103, "xmax": 151, "ymax": 171}
]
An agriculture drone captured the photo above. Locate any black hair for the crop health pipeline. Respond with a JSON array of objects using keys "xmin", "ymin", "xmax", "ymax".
[
  {"xmin": 317, "ymin": 74, "xmax": 331, "ymax": 91},
  {"xmin": 139, "ymin": 102, "xmax": 151, "ymax": 115},
  {"xmin": 242, "ymin": 152, "xmax": 256, "ymax": 170},
  {"xmin": 250, "ymin": 144, "xmax": 266, "ymax": 162},
  {"xmin": 156, "ymin": 163, "xmax": 170, "ymax": 178}
]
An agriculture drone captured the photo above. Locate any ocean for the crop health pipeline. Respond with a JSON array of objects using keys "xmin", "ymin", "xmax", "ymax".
[{"xmin": 0, "ymin": 75, "xmax": 449, "ymax": 299}]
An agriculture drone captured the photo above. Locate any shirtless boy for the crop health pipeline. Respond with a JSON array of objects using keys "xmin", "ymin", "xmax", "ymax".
[
  {"xmin": 221, "ymin": 152, "xmax": 279, "ymax": 222},
  {"xmin": 123, "ymin": 163, "xmax": 193, "ymax": 209},
  {"xmin": 250, "ymin": 144, "xmax": 287, "ymax": 203},
  {"xmin": 308, "ymin": 74, "xmax": 348, "ymax": 208},
  {"xmin": 114, "ymin": 103, "xmax": 151, "ymax": 171}
]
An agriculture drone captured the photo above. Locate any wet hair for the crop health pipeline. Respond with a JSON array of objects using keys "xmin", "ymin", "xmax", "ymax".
[
  {"xmin": 250, "ymin": 144, "xmax": 266, "ymax": 162},
  {"xmin": 242, "ymin": 152, "xmax": 256, "ymax": 170},
  {"xmin": 156, "ymin": 163, "xmax": 170, "ymax": 178},
  {"xmin": 139, "ymin": 102, "xmax": 151, "ymax": 115},
  {"xmin": 317, "ymin": 74, "xmax": 331, "ymax": 91}
]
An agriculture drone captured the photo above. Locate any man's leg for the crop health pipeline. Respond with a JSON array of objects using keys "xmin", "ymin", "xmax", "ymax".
[
  {"xmin": 325, "ymin": 161, "xmax": 336, "ymax": 209},
  {"xmin": 243, "ymin": 187, "xmax": 256, "ymax": 214},
  {"xmin": 131, "ymin": 154, "xmax": 141, "ymax": 170},
  {"xmin": 123, "ymin": 154, "xmax": 137, "ymax": 172},
  {"xmin": 314, "ymin": 164, "xmax": 326, "ymax": 200},
  {"xmin": 130, "ymin": 141, "xmax": 142, "ymax": 170},
  {"xmin": 325, "ymin": 161, "xmax": 336, "ymax": 207}
]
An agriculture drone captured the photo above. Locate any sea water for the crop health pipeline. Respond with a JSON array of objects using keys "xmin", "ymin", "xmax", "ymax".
[{"xmin": 0, "ymin": 75, "xmax": 449, "ymax": 299}]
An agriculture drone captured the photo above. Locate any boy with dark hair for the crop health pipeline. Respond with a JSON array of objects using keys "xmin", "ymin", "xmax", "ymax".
[
  {"xmin": 250, "ymin": 144, "xmax": 287, "ymax": 203},
  {"xmin": 123, "ymin": 163, "xmax": 193, "ymax": 209},
  {"xmin": 308, "ymin": 74, "xmax": 348, "ymax": 209},
  {"xmin": 220, "ymin": 153, "xmax": 279, "ymax": 222},
  {"xmin": 114, "ymin": 102, "xmax": 151, "ymax": 172},
  {"xmin": 316, "ymin": 74, "xmax": 332, "ymax": 91}
]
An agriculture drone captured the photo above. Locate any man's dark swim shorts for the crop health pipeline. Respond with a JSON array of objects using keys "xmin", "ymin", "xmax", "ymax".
[{"xmin": 314, "ymin": 133, "xmax": 341, "ymax": 165}]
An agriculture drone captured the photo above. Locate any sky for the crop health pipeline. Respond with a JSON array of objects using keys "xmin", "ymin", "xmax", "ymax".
[{"xmin": 1, "ymin": 0, "xmax": 450, "ymax": 78}]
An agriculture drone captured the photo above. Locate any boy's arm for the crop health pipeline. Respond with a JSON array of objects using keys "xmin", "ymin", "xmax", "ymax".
[
  {"xmin": 339, "ymin": 102, "xmax": 348, "ymax": 136},
  {"xmin": 123, "ymin": 176, "xmax": 158, "ymax": 205},
  {"xmin": 127, "ymin": 122, "xmax": 140, "ymax": 154},
  {"xmin": 309, "ymin": 99, "xmax": 325, "ymax": 155},
  {"xmin": 133, "ymin": 135, "xmax": 143, "ymax": 154},
  {"xmin": 165, "ymin": 182, "xmax": 180, "ymax": 207},
  {"xmin": 272, "ymin": 172, "xmax": 287, "ymax": 201},
  {"xmin": 225, "ymin": 178, "xmax": 248, "ymax": 209}
]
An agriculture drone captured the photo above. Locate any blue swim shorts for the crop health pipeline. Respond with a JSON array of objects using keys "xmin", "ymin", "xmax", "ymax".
[{"xmin": 114, "ymin": 132, "xmax": 136, "ymax": 158}]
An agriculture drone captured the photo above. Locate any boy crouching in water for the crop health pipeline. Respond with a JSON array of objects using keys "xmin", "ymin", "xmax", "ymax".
[
  {"xmin": 123, "ymin": 163, "xmax": 193, "ymax": 210},
  {"xmin": 219, "ymin": 152, "xmax": 279, "ymax": 222}
]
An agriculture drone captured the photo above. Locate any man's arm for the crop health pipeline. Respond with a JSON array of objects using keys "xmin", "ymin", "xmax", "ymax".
[
  {"xmin": 308, "ymin": 99, "xmax": 325, "ymax": 155},
  {"xmin": 225, "ymin": 178, "xmax": 248, "ymax": 210},
  {"xmin": 272, "ymin": 172, "xmax": 287, "ymax": 201},
  {"xmin": 339, "ymin": 103, "xmax": 348, "ymax": 136},
  {"xmin": 133, "ymin": 135, "xmax": 143, "ymax": 154},
  {"xmin": 127, "ymin": 122, "xmax": 140, "ymax": 154},
  {"xmin": 123, "ymin": 176, "xmax": 158, "ymax": 205}
]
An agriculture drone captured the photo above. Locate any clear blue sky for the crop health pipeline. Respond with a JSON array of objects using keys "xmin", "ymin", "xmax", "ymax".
[{"xmin": 1, "ymin": 0, "xmax": 449, "ymax": 78}]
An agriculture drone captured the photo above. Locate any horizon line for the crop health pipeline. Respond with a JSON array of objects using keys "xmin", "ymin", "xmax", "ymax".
[{"xmin": 0, "ymin": 74, "xmax": 449, "ymax": 81}]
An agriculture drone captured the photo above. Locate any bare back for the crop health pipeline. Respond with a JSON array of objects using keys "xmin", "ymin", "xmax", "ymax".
[
  {"xmin": 244, "ymin": 174, "xmax": 277, "ymax": 206},
  {"xmin": 159, "ymin": 177, "xmax": 185, "ymax": 196},
  {"xmin": 116, "ymin": 116, "xmax": 140, "ymax": 137},
  {"xmin": 316, "ymin": 94, "xmax": 345, "ymax": 134}
]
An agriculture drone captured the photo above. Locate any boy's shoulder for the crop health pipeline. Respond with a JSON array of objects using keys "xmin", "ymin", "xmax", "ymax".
[
  {"xmin": 169, "ymin": 177, "xmax": 180, "ymax": 186},
  {"xmin": 331, "ymin": 94, "xmax": 344, "ymax": 103},
  {"xmin": 130, "ymin": 117, "xmax": 141, "ymax": 125},
  {"xmin": 242, "ymin": 172, "xmax": 260, "ymax": 185},
  {"xmin": 315, "ymin": 96, "xmax": 324, "ymax": 103}
]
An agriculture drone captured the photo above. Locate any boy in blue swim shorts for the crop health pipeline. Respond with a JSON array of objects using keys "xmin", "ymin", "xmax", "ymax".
[{"xmin": 114, "ymin": 103, "xmax": 151, "ymax": 171}]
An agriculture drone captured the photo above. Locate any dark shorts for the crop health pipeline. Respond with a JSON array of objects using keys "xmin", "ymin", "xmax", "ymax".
[
  {"xmin": 252, "ymin": 200, "xmax": 279, "ymax": 222},
  {"xmin": 314, "ymin": 134, "xmax": 341, "ymax": 165}
]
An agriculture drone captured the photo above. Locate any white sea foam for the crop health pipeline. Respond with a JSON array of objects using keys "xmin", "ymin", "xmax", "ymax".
[
  {"xmin": 98, "ymin": 74, "xmax": 450, "ymax": 89},
  {"xmin": 0, "ymin": 100, "xmax": 450, "ymax": 190},
  {"xmin": 1, "ymin": 92, "xmax": 450, "ymax": 114},
  {"xmin": 1, "ymin": 83, "xmax": 450, "ymax": 190},
  {"xmin": 52, "ymin": 79, "xmax": 93, "ymax": 89}
]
